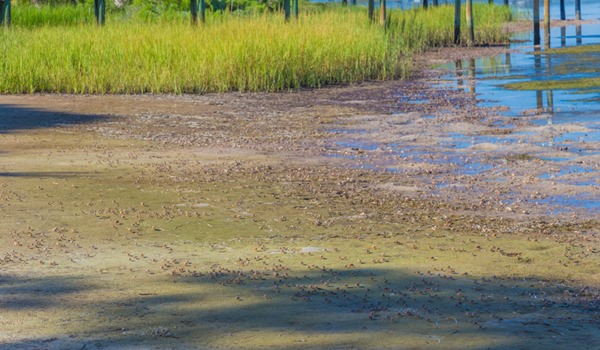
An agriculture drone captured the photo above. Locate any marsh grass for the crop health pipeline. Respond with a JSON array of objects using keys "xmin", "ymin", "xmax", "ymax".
[
  {"xmin": 1, "ymin": 4, "xmax": 512, "ymax": 93},
  {"xmin": 12, "ymin": 3, "xmax": 95, "ymax": 27}
]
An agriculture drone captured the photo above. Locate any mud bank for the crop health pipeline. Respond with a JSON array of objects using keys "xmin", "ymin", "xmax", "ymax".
[{"xmin": 1, "ymin": 46, "xmax": 600, "ymax": 349}]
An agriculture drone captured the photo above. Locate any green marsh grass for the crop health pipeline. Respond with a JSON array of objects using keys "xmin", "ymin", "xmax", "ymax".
[
  {"xmin": 12, "ymin": 4, "xmax": 95, "ymax": 27},
  {"xmin": 1, "ymin": 4, "xmax": 512, "ymax": 94}
]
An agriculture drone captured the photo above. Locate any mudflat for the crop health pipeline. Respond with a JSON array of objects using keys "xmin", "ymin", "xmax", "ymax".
[{"xmin": 1, "ymin": 47, "xmax": 599, "ymax": 349}]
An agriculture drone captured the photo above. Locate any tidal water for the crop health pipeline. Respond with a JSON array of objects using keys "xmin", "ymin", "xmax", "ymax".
[
  {"xmin": 316, "ymin": 0, "xmax": 599, "ymax": 19},
  {"xmin": 326, "ymin": 4, "xmax": 600, "ymax": 215}
]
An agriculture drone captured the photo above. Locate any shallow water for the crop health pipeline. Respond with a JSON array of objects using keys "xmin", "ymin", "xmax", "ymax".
[
  {"xmin": 315, "ymin": 0, "xmax": 599, "ymax": 19},
  {"xmin": 327, "ymin": 13, "xmax": 600, "ymax": 215},
  {"xmin": 441, "ymin": 21, "xmax": 600, "ymax": 212}
]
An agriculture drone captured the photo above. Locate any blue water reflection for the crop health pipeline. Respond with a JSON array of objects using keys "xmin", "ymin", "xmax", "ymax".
[
  {"xmin": 314, "ymin": 0, "xmax": 599, "ymax": 20},
  {"xmin": 324, "ymin": 2, "xmax": 600, "ymax": 214}
]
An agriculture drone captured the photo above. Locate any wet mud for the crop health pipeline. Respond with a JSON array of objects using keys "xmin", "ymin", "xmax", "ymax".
[{"xmin": 1, "ymin": 44, "xmax": 600, "ymax": 349}]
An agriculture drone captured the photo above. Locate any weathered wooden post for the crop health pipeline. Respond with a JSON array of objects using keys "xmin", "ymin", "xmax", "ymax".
[
  {"xmin": 284, "ymin": 0, "xmax": 290, "ymax": 21},
  {"xmin": 94, "ymin": 0, "xmax": 105, "ymax": 25},
  {"xmin": 454, "ymin": 0, "xmax": 461, "ymax": 44},
  {"xmin": 559, "ymin": 0, "xmax": 565, "ymax": 20},
  {"xmin": 466, "ymin": 0, "xmax": 474, "ymax": 46},
  {"xmin": 293, "ymin": 0, "xmax": 298, "ymax": 19},
  {"xmin": 575, "ymin": 0, "xmax": 581, "ymax": 20},
  {"xmin": 576, "ymin": 25, "xmax": 582, "ymax": 45},
  {"xmin": 561, "ymin": 27, "xmax": 566, "ymax": 47},
  {"xmin": 543, "ymin": 0, "xmax": 550, "ymax": 28},
  {"xmin": 0, "ymin": 0, "xmax": 10, "ymax": 27},
  {"xmin": 368, "ymin": 0, "xmax": 374, "ymax": 22},
  {"xmin": 379, "ymin": 0, "xmax": 386, "ymax": 26},
  {"xmin": 191, "ymin": 0, "xmax": 205, "ymax": 24},
  {"xmin": 533, "ymin": 0, "xmax": 540, "ymax": 46},
  {"xmin": 423, "ymin": 0, "xmax": 428, "ymax": 10},
  {"xmin": 544, "ymin": 0, "xmax": 550, "ymax": 48},
  {"xmin": 489, "ymin": 0, "xmax": 493, "ymax": 4},
  {"xmin": 504, "ymin": 0, "xmax": 509, "ymax": 6},
  {"xmin": 191, "ymin": 0, "xmax": 198, "ymax": 24},
  {"xmin": 433, "ymin": 0, "xmax": 438, "ymax": 6},
  {"xmin": 94, "ymin": 0, "xmax": 98, "ymax": 22},
  {"xmin": 351, "ymin": 0, "xmax": 356, "ymax": 5}
]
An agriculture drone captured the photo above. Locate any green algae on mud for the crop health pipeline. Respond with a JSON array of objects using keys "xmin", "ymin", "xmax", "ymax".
[
  {"xmin": 535, "ymin": 43, "xmax": 600, "ymax": 55},
  {"xmin": 504, "ymin": 76, "xmax": 600, "ymax": 91},
  {"xmin": 504, "ymin": 44, "xmax": 600, "ymax": 91}
]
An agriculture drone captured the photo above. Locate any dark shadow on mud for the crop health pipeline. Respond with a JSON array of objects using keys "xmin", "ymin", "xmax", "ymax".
[
  {"xmin": 0, "ymin": 274, "xmax": 91, "ymax": 310},
  {"xmin": 0, "ymin": 172, "xmax": 93, "ymax": 178},
  {"xmin": 1, "ymin": 266, "xmax": 599, "ymax": 349},
  {"xmin": 0, "ymin": 171, "xmax": 92, "ymax": 179},
  {"xmin": 0, "ymin": 104, "xmax": 111, "ymax": 133}
]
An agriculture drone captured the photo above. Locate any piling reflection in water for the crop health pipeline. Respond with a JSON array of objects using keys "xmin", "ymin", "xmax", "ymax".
[
  {"xmin": 544, "ymin": 35, "xmax": 553, "ymax": 117},
  {"xmin": 446, "ymin": 19, "xmax": 600, "ymax": 123},
  {"xmin": 468, "ymin": 58, "xmax": 476, "ymax": 99},
  {"xmin": 454, "ymin": 59, "xmax": 464, "ymax": 92}
]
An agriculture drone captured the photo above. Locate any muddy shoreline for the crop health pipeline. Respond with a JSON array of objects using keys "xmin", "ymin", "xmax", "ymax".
[{"xmin": 1, "ymin": 42, "xmax": 600, "ymax": 349}]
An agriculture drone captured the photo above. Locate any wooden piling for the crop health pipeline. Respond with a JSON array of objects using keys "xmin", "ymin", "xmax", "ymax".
[
  {"xmin": 454, "ymin": 0, "xmax": 461, "ymax": 44},
  {"xmin": 284, "ymin": 0, "xmax": 290, "ymax": 21},
  {"xmin": 433, "ymin": 0, "xmax": 438, "ymax": 6},
  {"xmin": 423, "ymin": 0, "xmax": 428, "ymax": 10},
  {"xmin": 94, "ymin": 0, "xmax": 99, "ymax": 23},
  {"xmin": 293, "ymin": 0, "xmax": 298, "ymax": 19},
  {"xmin": 191, "ymin": 0, "xmax": 198, "ymax": 24},
  {"xmin": 466, "ymin": 0, "xmax": 474, "ymax": 46},
  {"xmin": 543, "ymin": 0, "xmax": 549, "ymax": 28},
  {"xmin": 575, "ymin": 0, "xmax": 581, "ymax": 20},
  {"xmin": 95, "ymin": 0, "xmax": 105, "ymax": 25},
  {"xmin": 368, "ymin": 0, "xmax": 374, "ymax": 22},
  {"xmin": 504, "ymin": 0, "xmax": 508, "ymax": 6},
  {"xmin": 379, "ymin": 0, "xmax": 386, "ymax": 26},
  {"xmin": 544, "ymin": 0, "xmax": 550, "ymax": 48},
  {"xmin": 533, "ymin": 0, "xmax": 540, "ymax": 46},
  {"xmin": 99, "ymin": 0, "xmax": 105, "ymax": 25},
  {"xmin": 559, "ymin": 0, "xmax": 565, "ymax": 20},
  {"xmin": 0, "ymin": 0, "xmax": 10, "ymax": 27}
]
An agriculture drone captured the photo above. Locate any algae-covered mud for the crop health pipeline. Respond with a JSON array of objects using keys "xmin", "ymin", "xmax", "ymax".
[{"xmin": 1, "ymin": 70, "xmax": 600, "ymax": 350}]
